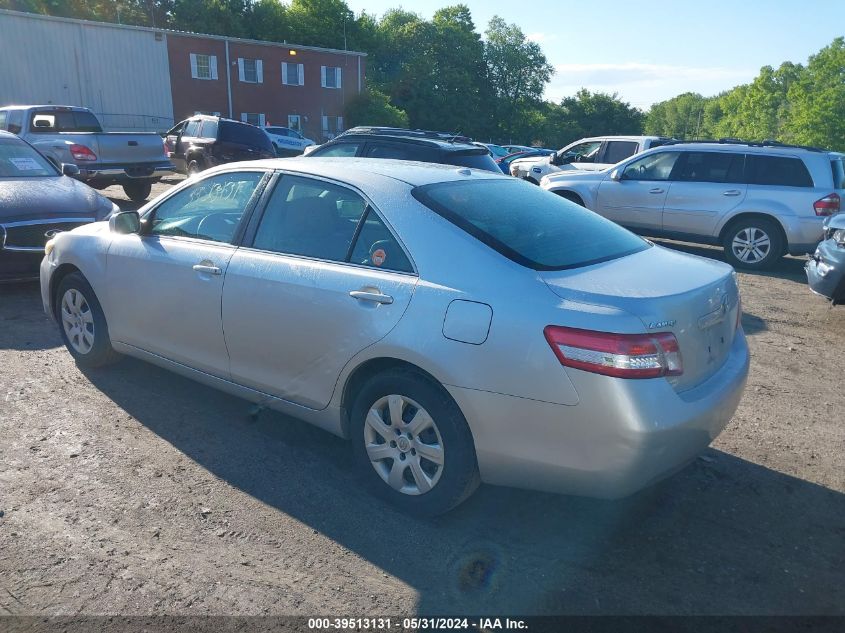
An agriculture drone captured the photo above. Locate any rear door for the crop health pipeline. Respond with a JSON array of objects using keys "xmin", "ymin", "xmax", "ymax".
[
  {"xmin": 596, "ymin": 151, "xmax": 681, "ymax": 230},
  {"xmin": 663, "ymin": 151, "xmax": 747, "ymax": 236},
  {"xmin": 222, "ymin": 173, "xmax": 417, "ymax": 409}
]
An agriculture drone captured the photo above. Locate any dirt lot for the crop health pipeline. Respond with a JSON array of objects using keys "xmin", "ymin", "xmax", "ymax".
[{"xmin": 1, "ymin": 177, "xmax": 844, "ymax": 617}]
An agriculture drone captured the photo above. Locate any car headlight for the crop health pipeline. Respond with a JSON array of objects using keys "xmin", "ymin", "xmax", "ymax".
[
  {"xmin": 45, "ymin": 237, "xmax": 56, "ymax": 256},
  {"xmin": 833, "ymin": 229, "xmax": 845, "ymax": 246}
]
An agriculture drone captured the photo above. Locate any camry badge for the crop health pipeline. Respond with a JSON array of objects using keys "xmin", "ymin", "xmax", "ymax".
[{"xmin": 648, "ymin": 319, "xmax": 676, "ymax": 329}]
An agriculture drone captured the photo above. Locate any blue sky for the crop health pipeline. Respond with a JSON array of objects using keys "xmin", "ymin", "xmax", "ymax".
[{"xmin": 344, "ymin": 0, "xmax": 845, "ymax": 108}]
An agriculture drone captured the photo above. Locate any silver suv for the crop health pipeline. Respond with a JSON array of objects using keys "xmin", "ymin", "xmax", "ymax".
[{"xmin": 541, "ymin": 141, "xmax": 845, "ymax": 269}]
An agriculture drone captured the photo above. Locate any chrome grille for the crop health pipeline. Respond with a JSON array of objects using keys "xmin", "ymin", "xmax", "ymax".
[{"xmin": 0, "ymin": 218, "xmax": 94, "ymax": 252}]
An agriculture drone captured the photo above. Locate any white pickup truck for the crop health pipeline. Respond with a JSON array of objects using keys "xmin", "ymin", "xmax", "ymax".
[
  {"xmin": 0, "ymin": 105, "xmax": 174, "ymax": 201},
  {"xmin": 510, "ymin": 135, "xmax": 674, "ymax": 183}
]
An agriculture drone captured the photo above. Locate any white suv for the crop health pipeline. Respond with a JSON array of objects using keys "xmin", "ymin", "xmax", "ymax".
[
  {"xmin": 511, "ymin": 135, "xmax": 673, "ymax": 183},
  {"xmin": 541, "ymin": 141, "xmax": 845, "ymax": 269}
]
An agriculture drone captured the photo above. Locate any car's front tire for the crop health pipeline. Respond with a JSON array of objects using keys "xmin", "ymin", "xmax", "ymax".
[
  {"xmin": 187, "ymin": 159, "xmax": 204, "ymax": 177},
  {"xmin": 722, "ymin": 217, "xmax": 784, "ymax": 270},
  {"xmin": 350, "ymin": 369, "xmax": 480, "ymax": 516},
  {"xmin": 55, "ymin": 272, "xmax": 120, "ymax": 368}
]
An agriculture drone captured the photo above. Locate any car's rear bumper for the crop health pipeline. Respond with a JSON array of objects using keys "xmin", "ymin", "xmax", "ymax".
[
  {"xmin": 806, "ymin": 239, "xmax": 845, "ymax": 303},
  {"xmin": 782, "ymin": 216, "xmax": 826, "ymax": 255},
  {"xmin": 448, "ymin": 330, "xmax": 749, "ymax": 499},
  {"xmin": 80, "ymin": 161, "xmax": 175, "ymax": 181}
]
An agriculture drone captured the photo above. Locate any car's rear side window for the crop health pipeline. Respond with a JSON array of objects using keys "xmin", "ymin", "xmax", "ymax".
[
  {"xmin": 746, "ymin": 155, "xmax": 813, "ymax": 187},
  {"xmin": 412, "ymin": 179, "xmax": 649, "ymax": 270},
  {"xmin": 219, "ymin": 121, "xmax": 273, "ymax": 151},
  {"xmin": 445, "ymin": 151, "xmax": 500, "ymax": 173},
  {"xmin": 831, "ymin": 158, "xmax": 845, "ymax": 189},
  {"xmin": 603, "ymin": 141, "xmax": 639, "ymax": 164},
  {"xmin": 676, "ymin": 151, "xmax": 745, "ymax": 184}
]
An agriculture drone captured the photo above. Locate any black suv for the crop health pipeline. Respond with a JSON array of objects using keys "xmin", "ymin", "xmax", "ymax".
[
  {"xmin": 165, "ymin": 115, "xmax": 275, "ymax": 176},
  {"xmin": 306, "ymin": 127, "xmax": 500, "ymax": 172}
]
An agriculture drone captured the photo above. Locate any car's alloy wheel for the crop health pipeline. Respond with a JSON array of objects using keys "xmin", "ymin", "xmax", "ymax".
[
  {"xmin": 60, "ymin": 288, "xmax": 95, "ymax": 355},
  {"xmin": 730, "ymin": 227, "xmax": 772, "ymax": 264},
  {"xmin": 363, "ymin": 394, "xmax": 445, "ymax": 495},
  {"xmin": 55, "ymin": 272, "xmax": 120, "ymax": 368},
  {"xmin": 350, "ymin": 369, "xmax": 480, "ymax": 515}
]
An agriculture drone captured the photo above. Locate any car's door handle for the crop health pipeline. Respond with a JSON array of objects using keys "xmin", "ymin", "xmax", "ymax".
[
  {"xmin": 723, "ymin": 189, "xmax": 742, "ymax": 196},
  {"xmin": 192, "ymin": 263, "xmax": 222, "ymax": 275},
  {"xmin": 349, "ymin": 290, "xmax": 394, "ymax": 305},
  {"xmin": 649, "ymin": 187, "xmax": 665, "ymax": 194}
]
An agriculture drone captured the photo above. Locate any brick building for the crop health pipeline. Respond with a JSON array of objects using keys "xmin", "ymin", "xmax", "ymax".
[
  {"xmin": 0, "ymin": 9, "xmax": 366, "ymax": 141},
  {"xmin": 167, "ymin": 32, "xmax": 365, "ymax": 142}
]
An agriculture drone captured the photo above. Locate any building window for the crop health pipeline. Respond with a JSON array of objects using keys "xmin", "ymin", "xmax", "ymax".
[
  {"xmin": 321, "ymin": 115, "xmax": 344, "ymax": 139},
  {"xmin": 241, "ymin": 113, "xmax": 266, "ymax": 127},
  {"xmin": 288, "ymin": 115, "xmax": 302, "ymax": 133},
  {"xmin": 190, "ymin": 53, "xmax": 218, "ymax": 80},
  {"xmin": 321, "ymin": 66, "xmax": 342, "ymax": 89},
  {"xmin": 282, "ymin": 62, "xmax": 304, "ymax": 86},
  {"xmin": 238, "ymin": 58, "xmax": 263, "ymax": 83}
]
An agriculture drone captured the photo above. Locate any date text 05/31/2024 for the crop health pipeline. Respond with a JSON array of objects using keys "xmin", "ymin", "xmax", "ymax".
[{"xmin": 307, "ymin": 618, "xmax": 529, "ymax": 630}]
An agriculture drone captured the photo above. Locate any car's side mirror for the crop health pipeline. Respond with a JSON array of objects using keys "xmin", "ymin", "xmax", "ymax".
[
  {"xmin": 61, "ymin": 163, "xmax": 80, "ymax": 177},
  {"xmin": 109, "ymin": 210, "xmax": 141, "ymax": 235},
  {"xmin": 610, "ymin": 169, "xmax": 621, "ymax": 181}
]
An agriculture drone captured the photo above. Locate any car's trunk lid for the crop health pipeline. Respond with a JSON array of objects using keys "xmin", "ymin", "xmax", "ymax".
[{"xmin": 541, "ymin": 245, "xmax": 740, "ymax": 392}]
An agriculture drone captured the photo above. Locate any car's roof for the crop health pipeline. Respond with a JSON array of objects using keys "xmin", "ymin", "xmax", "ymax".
[
  {"xmin": 328, "ymin": 131, "xmax": 481, "ymax": 152},
  {"xmin": 655, "ymin": 142, "xmax": 843, "ymax": 157},
  {"xmin": 216, "ymin": 156, "xmax": 507, "ymax": 187},
  {"xmin": 0, "ymin": 104, "xmax": 90, "ymax": 112}
]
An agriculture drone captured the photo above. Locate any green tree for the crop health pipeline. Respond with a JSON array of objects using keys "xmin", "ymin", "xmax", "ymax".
[
  {"xmin": 644, "ymin": 92, "xmax": 708, "ymax": 139},
  {"xmin": 344, "ymin": 88, "xmax": 408, "ymax": 127},
  {"xmin": 483, "ymin": 15, "xmax": 553, "ymax": 139},
  {"xmin": 785, "ymin": 37, "xmax": 845, "ymax": 150}
]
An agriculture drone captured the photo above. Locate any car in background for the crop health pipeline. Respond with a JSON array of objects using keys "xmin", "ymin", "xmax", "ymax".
[
  {"xmin": 541, "ymin": 140, "xmax": 845, "ymax": 270},
  {"xmin": 42, "ymin": 157, "xmax": 747, "ymax": 515},
  {"xmin": 305, "ymin": 127, "xmax": 500, "ymax": 173},
  {"xmin": 503, "ymin": 144, "xmax": 535, "ymax": 154},
  {"xmin": 0, "ymin": 130, "xmax": 115, "ymax": 282},
  {"xmin": 0, "ymin": 105, "xmax": 173, "ymax": 202},
  {"xmin": 511, "ymin": 135, "xmax": 674, "ymax": 183},
  {"xmin": 482, "ymin": 143, "xmax": 510, "ymax": 159},
  {"xmin": 165, "ymin": 115, "xmax": 275, "ymax": 176},
  {"xmin": 806, "ymin": 214, "xmax": 845, "ymax": 304},
  {"xmin": 496, "ymin": 148, "xmax": 554, "ymax": 174},
  {"xmin": 262, "ymin": 126, "xmax": 314, "ymax": 156}
]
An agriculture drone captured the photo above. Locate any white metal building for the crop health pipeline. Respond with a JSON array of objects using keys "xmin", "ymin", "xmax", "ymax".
[{"xmin": 0, "ymin": 9, "xmax": 174, "ymax": 131}]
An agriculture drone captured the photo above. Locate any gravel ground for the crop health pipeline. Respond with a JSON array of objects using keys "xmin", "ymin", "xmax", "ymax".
[{"xmin": 1, "ymin": 177, "xmax": 844, "ymax": 617}]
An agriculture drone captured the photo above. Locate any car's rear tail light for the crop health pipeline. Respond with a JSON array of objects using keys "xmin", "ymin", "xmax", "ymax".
[
  {"xmin": 814, "ymin": 193, "xmax": 840, "ymax": 216},
  {"xmin": 544, "ymin": 326, "xmax": 683, "ymax": 379},
  {"xmin": 69, "ymin": 144, "xmax": 97, "ymax": 162}
]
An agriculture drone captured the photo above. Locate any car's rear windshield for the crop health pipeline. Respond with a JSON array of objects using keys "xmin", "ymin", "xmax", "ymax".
[
  {"xmin": 0, "ymin": 138, "xmax": 59, "ymax": 177},
  {"xmin": 30, "ymin": 110, "xmax": 102, "ymax": 133},
  {"xmin": 412, "ymin": 179, "xmax": 650, "ymax": 270},
  {"xmin": 831, "ymin": 158, "xmax": 845, "ymax": 189},
  {"xmin": 219, "ymin": 121, "xmax": 273, "ymax": 151},
  {"xmin": 443, "ymin": 151, "xmax": 500, "ymax": 173}
]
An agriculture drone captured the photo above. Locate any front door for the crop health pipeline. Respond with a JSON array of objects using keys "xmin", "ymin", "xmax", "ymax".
[
  {"xmin": 222, "ymin": 173, "xmax": 417, "ymax": 409},
  {"xmin": 105, "ymin": 170, "xmax": 267, "ymax": 376},
  {"xmin": 172, "ymin": 118, "xmax": 201, "ymax": 173},
  {"xmin": 595, "ymin": 151, "xmax": 681, "ymax": 230}
]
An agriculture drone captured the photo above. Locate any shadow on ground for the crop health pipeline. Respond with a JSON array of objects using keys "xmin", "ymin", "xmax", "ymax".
[
  {"xmin": 82, "ymin": 357, "xmax": 844, "ymax": 615},
  {"xmin": 0, "ymin": 282, "xmax": 61, "ymax": 351}
]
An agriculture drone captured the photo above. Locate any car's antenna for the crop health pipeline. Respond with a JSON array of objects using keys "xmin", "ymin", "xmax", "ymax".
[{"xmin": 448, "ymin": 130, "xmax": 462, "ymax": 144}]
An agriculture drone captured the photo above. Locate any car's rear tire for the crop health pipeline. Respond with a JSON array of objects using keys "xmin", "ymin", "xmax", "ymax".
[
  {"xmin": 722, "ymin": 217, "xmax": 784, "ymax": 270},
  {"xmin": 55, "ymin": 272, "xmax": 120, "ymax": 368},
  {"xmin": 122, "ymin": 181, "xmax": 152, "ymax": 202},
  {"xmin": 350, "ymin": 369, "xmax": 480, "ymax": 516}
]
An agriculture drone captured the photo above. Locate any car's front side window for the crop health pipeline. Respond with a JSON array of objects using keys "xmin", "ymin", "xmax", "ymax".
[
  {"xmin": 622, "ymin": 151, "xmax": 680, "ymax": 181},
  {"xmin": 148, "ymin": 171, "xmax": 265, "ymax": 243}
]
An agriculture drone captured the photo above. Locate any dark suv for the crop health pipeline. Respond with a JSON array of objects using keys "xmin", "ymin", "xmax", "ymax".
[
  {"xmin": 305, "ymin": 127, "xmax": 500, "ymax": 173},
  {"xmin": 165, "ymin": 115, "xmax": 274, "ymax": 175}
]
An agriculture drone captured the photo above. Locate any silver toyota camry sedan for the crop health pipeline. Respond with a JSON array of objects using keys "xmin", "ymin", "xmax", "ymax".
[{"xmin": 41, "ymin": 158, "xmax": 749, "ymax": 515}]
